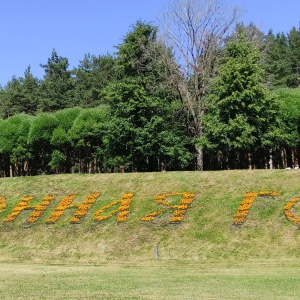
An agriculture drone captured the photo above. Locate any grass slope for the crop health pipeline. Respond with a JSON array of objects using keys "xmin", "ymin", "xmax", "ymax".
[{"xmin": 0, "ymin": 170, "xmax": 300, "ymax": 264}]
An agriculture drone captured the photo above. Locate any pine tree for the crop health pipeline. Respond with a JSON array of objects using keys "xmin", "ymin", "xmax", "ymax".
[
  {"xmin": 287, "ymin": 26, "xmax": 300, "ymax": 87},
  {"xmin": 39, "ymin": 49, "xmax": 75, "ymax": 112},
  {"xmin": 202, "ymin": 35, "xmax": 279, "ymax": 169}
]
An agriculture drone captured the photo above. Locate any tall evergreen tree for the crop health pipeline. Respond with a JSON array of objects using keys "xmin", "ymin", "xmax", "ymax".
[
  {"xmin": 39, "ymin": 49, "xmax": 75, "ymax": 112},
  {"xmin": 0, "ymin": 67, "xmax": 40, "ymax": 118},
  {"xmin": 201, "ymin": 35, "xmax": 280, "ymax": 169},
  {"xmin": 0, "ymin": 76, "xmax": 23, "ymax": 118},
  {"xmin": 287, "ymin": 26, "xmax": 300, "ymax": 87},
  {"xmin": 229, "ymin": 22, "xmax": 266, "ymax": 49},
  {"xmin": 20, "ymin": 66, "xmax": 40, "ymax": 114},
  {"xmin": 73, "ymin": 53, "xmax": 115, "ymax": 107},
  {"xmin": 264, "ymin": 31, "xmax": 291, "ymax": 87},
  {"xmin": 102, "ymin": 21, "xmax": 192, "ymax": 171}
]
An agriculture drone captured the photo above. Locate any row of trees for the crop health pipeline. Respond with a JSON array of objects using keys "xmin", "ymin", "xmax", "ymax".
[
  {"xmin": 265, "ymin": 27, "xmax": 300, "ymax": 87},
  {"xmin": 202, "ymin": 37, "xmax": 300, "ymax": 170},
  {"xmin": 0, "ymin": 105, "xmax": 191, "ymax": 176},
  {"xmin": 1, "ymin": 82, "xmax": 299, "ymax": 177},
  {"xmin": 1, "ymin": 0, "xmax": 300, "ymax": 175},
  {"xmin": 0, "ymin": 52, "xmax": 115, "ymax": 117}
]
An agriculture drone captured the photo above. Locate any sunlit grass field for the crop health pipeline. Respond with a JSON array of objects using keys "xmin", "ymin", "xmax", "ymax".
[
  {"xmin": 1, "ymin": 261, "xmax": 300, "ymax": 299},
  {"xmin": 1, "ymin": 170, "xmax": 300, "ymax": 299}
]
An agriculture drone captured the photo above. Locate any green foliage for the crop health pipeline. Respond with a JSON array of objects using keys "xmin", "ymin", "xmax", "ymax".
[
  {"xmin": 0, "ymin": 114, "xmax": 32, "ymax": 155},
  {"xmin": 265, "ymin": 26, "xmax": 300, "ymax": 88},
  {"xmin": 1, "ymin": 21, "xmax": 300, "ymax": 172},
  {"xmin": 264, "ymin": 31, "xmax": 289, "ymax": 87},
  {"xmin": 53, "ymin": 107, "xmax": 82, "ymax": 131},
  {"xmin": 67, "ymin": 106, "xmax": 110, "ymax": 172},
  {"xmin": 48, "ymin": 150, "xmax": 66, "ymax": 172},
  {"xmin": 115, "ymin": 21, "xmax": 157, "ymax": 77},
  {"xmin": 73, "ymin": 53, "xmax": 115, "ymax": 107},
  {"xmin": 102, "ymin": 76, "xmax": 190, "ymax": 171},
  {"xmin": 27, "ymin": 113, "xmax": 59, "ymax": 173},
  {"xmin": 101, "ymin": 21, "xmax": 192, "ymax": 171},
  {"xmin": 0, "ymin": 68, "xmax": 40, "ymax": 118},
  {"xmin": 0, "ymin": 114, "xmax": 32, "ymax": 175},
  {"xmin": 272, "ymin": 88, "xmax": 300, "ymax": 147},
  {"xmin": 28, "ymin": 113, "xmax": 59, "ymax": 144},
  {"xmin": 202, "ymin": 35, "xmax": 280, "ymax": 168},
  {"xmin": 286, "ymin": 26, "xmax": 300, "ymax": 87},
  {"xmin": 39, "ymin": 49, "xmax": 75, "ymax": 111}
]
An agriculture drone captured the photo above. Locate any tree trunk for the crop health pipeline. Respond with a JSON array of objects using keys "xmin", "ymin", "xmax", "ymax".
[
  {"xmin": 23, "ymin": 159, "xmax": 30, "ymax": 176},
  {"xmin": 195, "ymin": 145, "xmax": 203, "ymax": 171},
  {"xmin": 269, "ymin": 151, "xmax": 273, "ymax": 169},
  {"xmin": 281, "ymin": 148, "xmax": 287, "ymax": 168},
  {"xmin": 248, "ymin": 153, "xmax": 252, "ymax": 170}
]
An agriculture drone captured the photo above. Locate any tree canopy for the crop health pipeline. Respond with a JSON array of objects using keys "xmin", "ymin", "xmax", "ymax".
[{"xmin": 1, "ymin": 3, "xmax": 300, "ymax": 175}]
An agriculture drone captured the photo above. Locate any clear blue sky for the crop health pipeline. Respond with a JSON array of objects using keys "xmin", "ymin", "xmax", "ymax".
[{"xmin": 1, "ymin": 0, "xmax": 299, "ymax": 87}]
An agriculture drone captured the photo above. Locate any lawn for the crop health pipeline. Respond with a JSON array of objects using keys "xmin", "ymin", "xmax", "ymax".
[{"xmin": 0, "ymin": 261, "xmax": 300, "ymax": 299}]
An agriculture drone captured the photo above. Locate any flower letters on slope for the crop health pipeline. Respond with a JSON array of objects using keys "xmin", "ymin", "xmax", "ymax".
[
  {"xmin": 233, "ymin": 191, "xmax": 281, "ymax": 225},
  {"xmin": 0, "ymin": 197, "xmax": 6, "ymax": 213},
  {"xmin": 46, "ymin": 192, "xmax": 100, "ymax": 224},
  {"xmin": 3, "ymin": 190, "xmax": 300, "ymax": 226},
  {"xmin": 0, "ymin": 192, "xmax": 194, "ymax": 225},
  {"xmin": 284, "ymin": 196, "xmax": 300, "ymax": 224},
  {"xmin": 93, "ymin": 193, "xmax": 133, "ymax": 223},
  {"xmin": 141, "ymin": 192, "xmax": 195, "ymax": 223},
  {"xmin": 4, "ymin": 195, "xmax": 56, "ymax": 224}
]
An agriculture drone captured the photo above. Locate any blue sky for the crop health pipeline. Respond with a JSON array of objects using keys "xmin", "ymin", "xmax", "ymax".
[{"xmin": 1, "ymin": 0, "xmax": 299, "ymax": 86}]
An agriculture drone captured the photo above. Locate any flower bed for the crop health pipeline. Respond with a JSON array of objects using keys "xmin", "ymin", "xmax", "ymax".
[
  {"xmin": 141, "ymin": 192, "xmax": 195, "ymax": 223},
  {"xmin": 3, "ymin": 195, "xmax": 56, "ymax": 223},
  {"xmin": 46, "ymin": 193, "xmax": 100, "ymax": 224},
  {"xmin": 0, "ymin": 197, "xmax": 6, "ymax": 213},
  {"xmin": 27, "ymin": 195, "xmax": 56, "ymax": 223},
  {"xmin": 93, "ymin": 193, "xmax": 133, "ymax": 223},
  {"xmin": 284, "ymin": 197, "xmax": 300, "ymax": 224},
  {"xmin": 233, "ymin": 191, "xmax": 281, "ymax": 225},
  {"xmin": 70, "ymin": 192, "xmax": 100, "ymax": 224},
  {"xmin": 5, "ymin": 190, "xmax": 300, "ymax": 227}
]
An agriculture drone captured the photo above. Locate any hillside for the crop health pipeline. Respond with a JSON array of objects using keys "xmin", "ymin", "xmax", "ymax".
[{"xmin": 0, "ymin": 170, "xmax": 300, "ymax": 264}]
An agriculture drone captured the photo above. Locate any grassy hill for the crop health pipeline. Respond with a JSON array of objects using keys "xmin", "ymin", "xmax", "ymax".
[{"xmin": 0, "ymin": 169, "xmax": 300, "ymax": 264}]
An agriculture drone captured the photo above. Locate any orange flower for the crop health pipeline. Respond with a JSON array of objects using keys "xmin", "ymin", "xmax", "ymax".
[
  {"xmin": 233, "ymin": 191, "xmax": 280, "ymax": 225},
  {"xmin": 141, "ymin": 192, "xmax": 195, "ymax": 223},
  {"xmin": 93, "ymin": 193, "xmax": 133, "ymax": 223},
  {"xmin": 284, "ymin": 196, "xmax": 300, "ymax": 224},
  {"xmin": 0, "ymin": 197, "xmax": 6, "ymax": 213},
  {"xmin": 45, "ymin": 194, "xmax": 76, "ymax": 224}
]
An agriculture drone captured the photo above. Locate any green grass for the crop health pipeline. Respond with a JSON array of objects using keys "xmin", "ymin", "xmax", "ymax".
[
  {"xmin": 1, "ymin": 261, "xmax": 300, "ymax": 299},
  {"xmin": 1, "ymin": 170, "xmax": 300, "ymax": 298},
  {"xmin": 0, "ymin": 170, "xmax": 300, "ymax": 263}
]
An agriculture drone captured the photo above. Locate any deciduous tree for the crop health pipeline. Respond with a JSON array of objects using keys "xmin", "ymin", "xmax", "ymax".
[{"xmin": 158, "ymin": 0, "xmax": 240, "ymax": 170}]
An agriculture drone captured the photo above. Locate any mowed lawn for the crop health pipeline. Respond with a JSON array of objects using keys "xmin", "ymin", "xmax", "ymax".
[{"xmin": 1, "ymin": 261, "xmax": 300, "ymax": 299}]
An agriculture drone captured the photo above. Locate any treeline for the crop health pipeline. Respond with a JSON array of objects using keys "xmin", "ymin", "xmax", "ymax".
[
  {"xmin": 0, "ymin": 105, "xmax": 192, "ymax": 176},
  {"xmin": 1, "ymin": 15, "xmax": 300, "ymax": 175}
]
